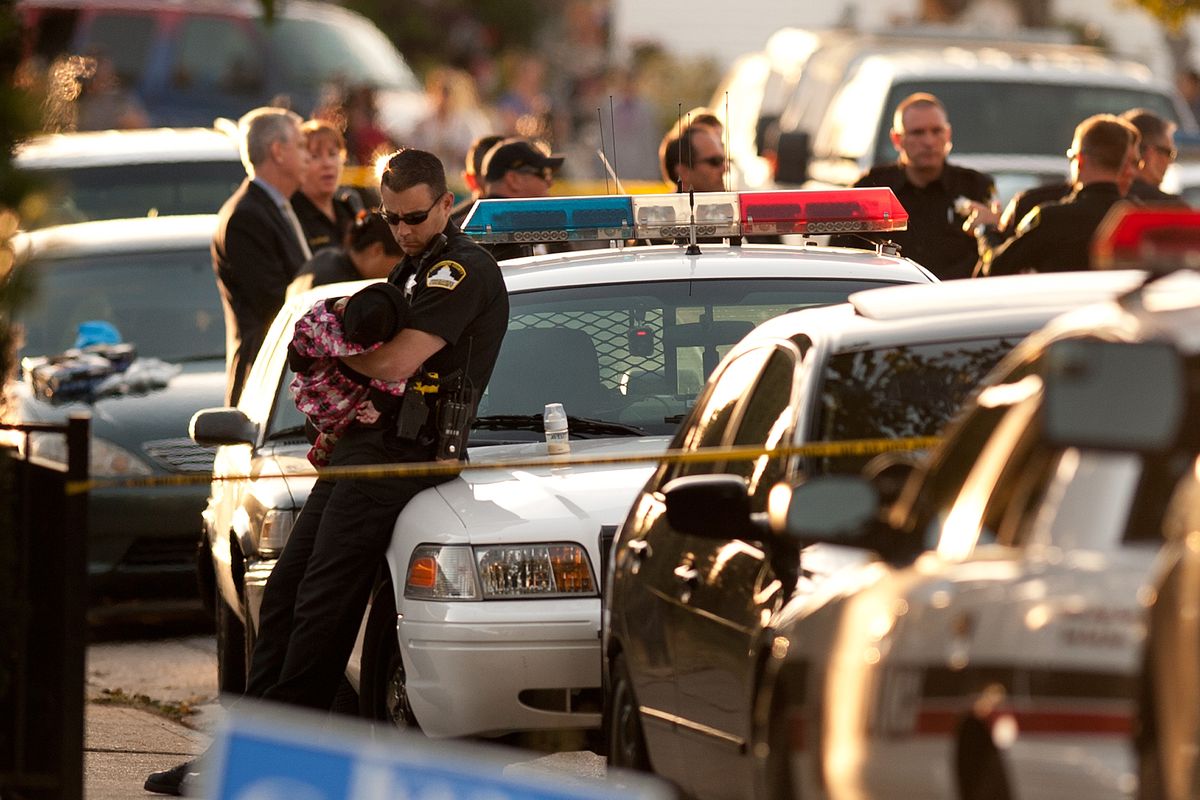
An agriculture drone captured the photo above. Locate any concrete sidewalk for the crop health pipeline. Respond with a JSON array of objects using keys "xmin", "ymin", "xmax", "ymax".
[{"xmin": 84, "ymin": 702, "xmax": 220, "ymax": 800}]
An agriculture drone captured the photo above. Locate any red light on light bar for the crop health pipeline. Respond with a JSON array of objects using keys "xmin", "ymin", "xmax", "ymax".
[
  {"xmin": 1092, "ymin": 203, "xmax": 1200, "ymax": 273},
  {"xmin": 739, "ymin": 188, "xmax": 909, "ymax": 236}
]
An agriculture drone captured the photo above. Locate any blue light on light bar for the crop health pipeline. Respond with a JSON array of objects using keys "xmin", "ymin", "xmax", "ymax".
[{"xmin": 462, "ymin": 195, "xmax": 634, "ymax": 243}]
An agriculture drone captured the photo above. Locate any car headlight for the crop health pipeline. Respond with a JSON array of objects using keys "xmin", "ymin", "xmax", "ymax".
[
  {"xmin": 404, "ymin": 542, "xmax": 598, "ymax": 601},
  {"xmin": 406, "ymin": 545, "xmax": 481, "ymax": 600},
  {"xmin": 28, "ymin": 432, "xmax": 154, "ymax": 478},
  {"xmin": 257, "ymin": 509, "xmax": 297, "ymax": 557},
  {"xmin": 476, "ymin": 544, "xmax": 596, "ymax": 598}
]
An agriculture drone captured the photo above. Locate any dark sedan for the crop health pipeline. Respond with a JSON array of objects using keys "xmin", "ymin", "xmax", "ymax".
[{"xmin": 3, "ymin": 215, "xmax": 226, "ymax": 607}]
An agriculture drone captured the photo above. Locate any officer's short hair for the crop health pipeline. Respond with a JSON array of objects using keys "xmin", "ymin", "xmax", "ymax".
[
  {"xmin": 892, "ymin": 93, "xmax": 947, "ymax": 133},
  {"xmin": 239, "ymin": 107, "xmax": 303, "ymax": 173},
  {"xmin": 1120, "ymin": 108, "xmax": 1174, "ymax": 152},
  {"xmin": 660, "ymin": 124, "xmax": 715, "ymax": 185},
  {"xmin": 380, "ymin": 147, "xmax": 448, "ymax": 199},
  {"xmin": 1075, "ymin": 114, "xmax": 1141, "ymax": 172}
]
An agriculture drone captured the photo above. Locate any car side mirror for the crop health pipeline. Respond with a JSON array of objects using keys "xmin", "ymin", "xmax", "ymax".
[
  {"xmin": 190, "ymin": 407, "xmax": 257, "ymax": 446},
  {"xmin": 662, "ymin": 474, "xmax": 761, "ymax": 539},
  {"xmin": 784, "ymin": 475, "xmax": 879, "ymax": 544},
  {"xmin": 773, "ymin": 130, "xmax": 810, "ymax": 185},
  {"xmin": 1041, "ymin": 339, "xmax": 1184, "ymax": 452}
]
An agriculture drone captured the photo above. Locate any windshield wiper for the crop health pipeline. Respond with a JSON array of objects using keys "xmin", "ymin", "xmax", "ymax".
[{"xmin": 472, "ymin": 414, "xmax": 645, "ymax": 437}]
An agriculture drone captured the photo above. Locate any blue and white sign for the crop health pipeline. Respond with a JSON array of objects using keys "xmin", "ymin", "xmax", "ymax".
[{"xmin": 202, "ymin": 701, "xmax": 671, "ymax": 800}]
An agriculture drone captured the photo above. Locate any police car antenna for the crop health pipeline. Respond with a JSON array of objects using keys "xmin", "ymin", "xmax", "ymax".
[
  {"xmin": 724, "ymin": 91, "xmax": 730, "ymax": 192},
  {"xmin": 684, "ymin": 107, "xmax": 701, "ymax": 255},
  {"xmin": 597, "ymin": 107, "xmax": 611, "ymax": 195}
]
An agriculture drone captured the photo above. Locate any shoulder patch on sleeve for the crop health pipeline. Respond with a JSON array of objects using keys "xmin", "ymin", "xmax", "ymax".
[
  {"xmin": 1015, "ymin": 206, "xmax": 1042, "ymax": 236},
  {"xmin": 425, "ymin": 260, "xmax": 466, "ymax": 290}
]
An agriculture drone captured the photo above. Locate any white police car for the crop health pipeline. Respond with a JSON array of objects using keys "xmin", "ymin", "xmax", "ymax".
[
  {"xmin": 759, "ymin": 209, "xmax": 1199, "ymax": 800},
  {"xmin": 191, "ymin": 189, "xmax": 934, "ymax": 738},
  {"xmin": 604, "ymin": 267, "xmax": 1147, "ymax": 798}
]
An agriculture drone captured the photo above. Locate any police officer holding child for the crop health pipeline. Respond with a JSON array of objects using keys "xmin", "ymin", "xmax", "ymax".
[{"xmin": 145, "ymin": 148, "xmax": 509, "ymax": 795}]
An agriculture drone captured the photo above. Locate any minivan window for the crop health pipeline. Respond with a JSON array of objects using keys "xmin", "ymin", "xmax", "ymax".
[
  {"xmin": 871, "ymin": 80, "xmax": 1180, "ymax": 164},
  {"xmin": 259, "ymin": 16, "xmax": 419, "ymax": 91},
  {"xmin": 83, "ymin": 13, "xmax": 155, "ymax": 85},
  {"xmin": 173, "ymin": 17, "xmax": 262, "ymax": 96}
]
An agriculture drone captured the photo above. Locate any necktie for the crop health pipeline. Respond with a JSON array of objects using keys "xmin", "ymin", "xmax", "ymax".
[{"xmin": 281, "ymin": 200, "xmax": 314, "ymax": 262}]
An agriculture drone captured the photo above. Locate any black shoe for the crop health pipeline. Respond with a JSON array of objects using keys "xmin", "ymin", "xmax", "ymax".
[{"xmin": 144, "ymin": 760, "xmax": 199, "ymax": 796}]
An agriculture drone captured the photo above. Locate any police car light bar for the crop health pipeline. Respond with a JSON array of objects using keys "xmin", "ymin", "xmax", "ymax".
[
  {"xmin": 462, "ymin": 188, "xmax": 908, "ymax": 244},
  {"xmin": 1093, "ymin": 203, "xmax": 1200, "ymax": 273}
]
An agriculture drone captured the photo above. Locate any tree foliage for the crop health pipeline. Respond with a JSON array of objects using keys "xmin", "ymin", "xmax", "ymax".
[{"xmin": 0, "ymin": 0, "xmax": 38, "ymax": 398}]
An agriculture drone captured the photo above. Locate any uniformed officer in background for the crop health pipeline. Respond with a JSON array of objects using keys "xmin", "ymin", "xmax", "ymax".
[
  {"xmin": 976, "ymin": 114, "xmax": 1140, "ymax": 276},
  {"xmin": 145, "ymin": 147, "xmax": 509, "ymax": 796},
  {"xmin": 831, "ymin": 92, "xmax": 996, "ymax": 281}
]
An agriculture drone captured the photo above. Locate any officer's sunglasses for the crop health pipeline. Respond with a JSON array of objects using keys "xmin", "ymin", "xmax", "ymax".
[
  {"xmin": 379, "ymin": 194, "xmax": 445, "ymax": 226},
  {"xmin": 514, "ymin": 166, "xmax": 555, "ymax": 183},
  {"xmin": 693, "ymin": 155, "xmax": 727, "ymax": 169}
]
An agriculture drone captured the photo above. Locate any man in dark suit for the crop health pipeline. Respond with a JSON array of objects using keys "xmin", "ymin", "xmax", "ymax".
[
  {"xmin": 214, "ymin": 106, "xmax": 312, "ymax": 405},
  {"xmin": 1121, "ymin": 108, "xmax": 1188, "ymax": 207}
]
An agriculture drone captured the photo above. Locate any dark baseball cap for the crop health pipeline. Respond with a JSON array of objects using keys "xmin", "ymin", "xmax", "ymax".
[
  {"xmin": 342, "ymin": 282, "xmax": 409, "ymax": 346},
  {"xmin": 481, "ymin": 139, "xmax": 565, "ymax": 182}
]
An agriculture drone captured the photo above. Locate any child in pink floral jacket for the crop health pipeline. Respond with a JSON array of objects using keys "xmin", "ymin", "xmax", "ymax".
[{"xmin": 288, "ymin": 282, "xmax": 409, "ymax": 465}]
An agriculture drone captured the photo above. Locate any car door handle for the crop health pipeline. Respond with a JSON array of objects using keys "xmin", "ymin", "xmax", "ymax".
[
  {"xmin": 628, "ymin": 539, "xmax": 652, "ymax": 560},
  {"xmin": 674, "ymin": 564, "xmax": 700, "ymax": 585}
]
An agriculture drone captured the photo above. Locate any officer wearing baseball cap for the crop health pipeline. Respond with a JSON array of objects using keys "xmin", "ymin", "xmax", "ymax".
[{"xmin": 477, "ymin": 137, "xmax": 567, "ymax": 261}]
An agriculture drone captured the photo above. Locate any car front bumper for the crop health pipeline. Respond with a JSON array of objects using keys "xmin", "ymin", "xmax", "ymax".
[
  {"xmin": 87, "ymin": 484, "xmax": 208, "ymax": 601},
  {"xmin": 399, "ymin": 596, "xmax": 602, "ymax": 738}
]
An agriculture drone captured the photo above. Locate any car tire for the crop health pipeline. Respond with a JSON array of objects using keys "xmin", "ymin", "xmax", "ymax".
[
  {"xmin": 606, "ymin": 653, "xmax": 650, "ymax": 771},
  {"xmin": 359, "ymin": 578, "xmax": 420, "ymax": 729},
  {"xmin": 763, "ymin": 682, "xmax": 798, "ymax": 800},
  {"xmin": 215, "ymin": 582, "xmax": 246, "ymax": 696}
]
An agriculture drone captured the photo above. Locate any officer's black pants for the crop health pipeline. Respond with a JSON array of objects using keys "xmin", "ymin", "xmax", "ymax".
[{"xmin": 245, "ymin": 433, "xmax": 450, "ymax": 711}]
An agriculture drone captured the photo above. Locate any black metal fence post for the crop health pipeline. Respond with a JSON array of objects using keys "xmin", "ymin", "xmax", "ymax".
[{"xmin": 0, "ymin": 413, "xmax": 89, "ymax": 800}]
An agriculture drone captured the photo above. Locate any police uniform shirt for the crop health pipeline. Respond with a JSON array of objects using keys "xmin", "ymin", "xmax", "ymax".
[
  {"xmin": 291, "ymin": 191, "xmax": 358, "ymax": 254},
  {"xmin": 980, "ymin": 182, "xmax": 1126, "ymax": 276},
  {"xmin": 830, "ymin": 162, "xmax": 995, "ymax": 281},
  {"xmin": 389, "ymin": 222, "xmax": 509, "ymax": 417}
]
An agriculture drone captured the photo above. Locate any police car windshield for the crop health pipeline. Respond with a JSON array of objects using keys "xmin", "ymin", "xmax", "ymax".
[
  {"xmin": 814, "ymin": 336, "xmax": 1018, "ymax": 473},
  {"xmin": 18, "ymin": 249, "xmax": 225, "ymax": 363},
  {"xmin": 873, "ymin": 81, "xmax": 1179, "ymax": 163},
  {"xmin": 472, "ymin": 277, "xmax": 899, "ymax": 441}
]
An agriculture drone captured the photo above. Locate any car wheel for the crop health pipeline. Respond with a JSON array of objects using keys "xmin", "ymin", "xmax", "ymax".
[
  {"xmin": 359, "ymin": 579, "xmax": 420, "ymax": 729},
  {"xmin": 215, "ymin": 582, "xmax": 246, "ymax": 696},
  {"xmin": 956, "ymin": 717, "xmax": 1011, "ymax": 800},
  {"xmin": 607, "ymin": 653, "xmax": 650, "ymax": 771},
  {"xmin": 763, "ymin": 682, "xmax": 798, "ymax": 800}
]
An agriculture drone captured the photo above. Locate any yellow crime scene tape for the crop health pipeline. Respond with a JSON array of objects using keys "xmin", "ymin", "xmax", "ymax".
[{"xmin": 64, "ymin": 436, "xmax": 941, "ymax": 496}]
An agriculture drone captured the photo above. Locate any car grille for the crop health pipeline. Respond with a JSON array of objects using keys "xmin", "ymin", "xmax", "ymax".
[{"xmin": 142, "ymin": 437, "xmax": 217, "ymax": 473}]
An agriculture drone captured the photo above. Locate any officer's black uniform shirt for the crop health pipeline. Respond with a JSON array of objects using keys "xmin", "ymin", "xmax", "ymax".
[
  {"xmin": 291, "ymin": 191, "xmax": 358, "ymax": 254},
  {"xmin": 971, "ymin": 181, "xmax": 1074, "ymax": 273},
  {"xmin": 1127, "ymin": 179, "xmax": 1189, "ymax": 208},
  {"xmin": 388, "ymin": 221, "xmax": 509, "ymax": 421},
  {"xmin": 830, "ymin": 162, "xmax": 995, "ymax": 281},
  {"xmin": 980, "ymin": 182, "xmax": 1126, "ymax": 276}
]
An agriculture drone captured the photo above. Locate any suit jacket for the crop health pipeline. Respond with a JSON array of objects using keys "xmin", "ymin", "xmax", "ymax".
[{"xmin": 213, "ymin": 178, "xmax": 308, "ymax": 405}]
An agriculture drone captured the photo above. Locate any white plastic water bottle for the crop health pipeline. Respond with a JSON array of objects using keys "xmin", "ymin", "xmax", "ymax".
[{"xmin": 543, "ymin": 402, "xmax": 570, "ymax": 454}]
